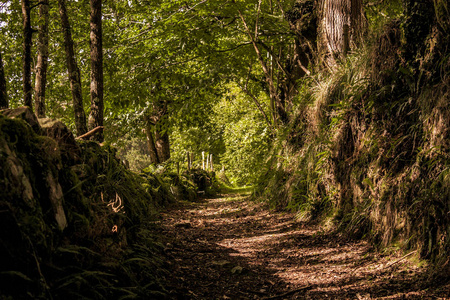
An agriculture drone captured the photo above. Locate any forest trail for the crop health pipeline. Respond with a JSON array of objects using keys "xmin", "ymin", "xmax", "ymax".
[{"xmin": 158, "ymin": 194, "xmax": 448, "ymax": 299}]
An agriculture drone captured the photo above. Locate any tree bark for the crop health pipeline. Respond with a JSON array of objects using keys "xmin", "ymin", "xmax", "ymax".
[
  {"xmin": 21, "ymin": 0, "xmax": 33, "ymax": 109},
  {"xmin": 324, "ymin": 0, "xmax": 350, "ymax": 56},
  {"xmin": 0, "ymin": 52, "xmax": 8, "ymax": 109},
  {"xmin": 144, "ymin": 115, "xmax": 160, "ymax": 164},
  {"xmin": 145, "ymin": 99, "xmax": 171, "ymax": 164},
  {"xmin": 319, "ymin": 0, "xmax": 364, "ymax": 65},
  {"xmin": 88, "ymin": 0, "xmax": 104, "ymax": 142},
  {"xmin": 58, "ymin": 0, "xmax": 88, "ymax": 135},
  {"xmin": 155, "ymin": 130, "xmax": 170, "ymax": 162},
  {"xmin": 34, "ymin": 0, "xmax": 49, "ymax": 117}
]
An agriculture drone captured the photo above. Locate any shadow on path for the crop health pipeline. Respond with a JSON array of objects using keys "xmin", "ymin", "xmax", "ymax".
[{"xmin": 158, "ymin": 194, "xmax": 449, "ymax": 299}]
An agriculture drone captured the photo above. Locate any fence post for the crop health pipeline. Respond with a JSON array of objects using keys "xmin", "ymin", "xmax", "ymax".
[{"xmin": 202, "ymin": 151, "xmax": 205, "ymax": 170}]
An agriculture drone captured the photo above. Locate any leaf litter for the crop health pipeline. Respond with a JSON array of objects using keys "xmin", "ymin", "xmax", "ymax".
[{"xmin": 157, "ymin": 194, "xmax": 449, "ymax": 299}]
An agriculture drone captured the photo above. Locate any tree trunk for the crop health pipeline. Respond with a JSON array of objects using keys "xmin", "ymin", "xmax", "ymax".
[
  {"xmin": 144, "ymin": 121, "xmax": 170, "ymax": 164},
  {"xmin": 144, "ymin": 115, "xmax": 160, "ymax": 164},
  {"xmin": 0, "ymin": 52, "xmax": 8, "ymax": 109},
  {"xmin": 88, "ymin": 0, "xmax": 104, "ymax": 142},
  {"xmin": 319, "ymin": 0, "xmax": 364, "ymax": 65},
  {"xmin": 58, "ymin": 0, "xmax": 88, "ymax": 135},
  {"xmin": 34, "ymin": 0, "xmax": 49, "ymax": 117},
  {"xmin": 145, "ymin": 99, "xmax": 171, "ymax": 164},
  {"xmin": 155, "ymin": 130, "xmax": 170, "ymax": 162},
  {"xmin": 324, "ymin": 0, "xmax": 350, "ymax": 56},
  {"xmin": 21, "ymin": 0, "xmax": 33, "ymax": 109}
]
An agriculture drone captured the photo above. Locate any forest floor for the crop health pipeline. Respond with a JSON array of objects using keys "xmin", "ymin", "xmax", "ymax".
[{"xmin": 157, "ymin": 194, "xmax": 450, "ymax": 299}]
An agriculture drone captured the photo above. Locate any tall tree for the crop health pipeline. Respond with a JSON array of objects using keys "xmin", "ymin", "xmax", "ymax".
[
  {"xmin": 58, "ymin": 0, "xmax": 88, "ymax": 135},
  {"xmin": 34, "ymin": 0, "xmax": 49, "ymax": 117},
  {"xmin": 21, "ymin": 0, "xmax": 32, "ymax": 109},
  {"xmin": 88, "ymin": 0, "xmax": 104, "ymax": 142},
  {"xmin": 0, "ymin": 51, "xmax": 8, "ymax": 109}
]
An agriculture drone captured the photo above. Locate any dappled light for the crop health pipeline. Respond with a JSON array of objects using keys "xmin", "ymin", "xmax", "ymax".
[
  {"xmin": 160, "ymin": 194, "xmax": 446, "ymax": 299},
  {"xmin": 1, "ymin": 0, "xmax": 449, "ymax": 298}
]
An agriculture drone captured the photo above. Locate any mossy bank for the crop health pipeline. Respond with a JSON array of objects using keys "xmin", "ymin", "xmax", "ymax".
[{"xmin": 0, "ymin": 107, "xmax": 201, "ymax": 299}]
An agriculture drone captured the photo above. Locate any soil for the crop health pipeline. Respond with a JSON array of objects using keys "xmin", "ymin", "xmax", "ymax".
[{"xmin": 157, "ymin": 194, "xmax": 450, "ymax": 299}]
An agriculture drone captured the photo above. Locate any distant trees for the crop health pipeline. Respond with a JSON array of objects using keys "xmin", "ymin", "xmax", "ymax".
[
  {"xmin": 2, "ymin": 0, "xmax": 366, "ymax": 158},
  {"xmin": 4, "ymin": 0, "xmax": 364, "ymax": 127}
]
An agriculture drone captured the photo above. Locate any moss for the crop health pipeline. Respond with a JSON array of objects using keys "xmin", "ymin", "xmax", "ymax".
[{"xmin": 1, "ymin": 112, "xmax": 175, "ymax": 299}]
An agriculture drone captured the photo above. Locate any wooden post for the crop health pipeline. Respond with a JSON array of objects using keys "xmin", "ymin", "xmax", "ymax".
[
  {"xmin": 202, "ymin": 151, "xmax": 205, "ymax": 170},
  {"xmin": 210, "ymin": 154, "xmax": 214, "ymax": 171},
  {"xmin": 191, "ymin": 153, "xmax": 194, "ymax": 169},
  {"xmin": 206, "ymin": 153, "xmax": 209, "ymax": 171}
]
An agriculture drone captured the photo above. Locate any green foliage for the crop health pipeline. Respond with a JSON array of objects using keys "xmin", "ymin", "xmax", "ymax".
[
  {"xmin": 1, "ymin": 0, "xmax": 293, "ymax": 190},
  {"xmin": 364, "ymin": 0, "xmax": 403, "ymax": 35},
  {"xmin": 213, "ymin": 83, "xmax": 271, "ymax": 186}
]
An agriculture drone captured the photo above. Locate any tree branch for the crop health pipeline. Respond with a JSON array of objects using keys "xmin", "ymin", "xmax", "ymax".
[
  {"xmin": 30, "ymin": 1, "xmax": 48, "ymax": 10},
  {"xmin": 232, "ymin": 1, "xmax": 279, "ymax": 116},
  {"xmin": 75, "ymin": 126, "xmax": 104, "ymax": 140}
]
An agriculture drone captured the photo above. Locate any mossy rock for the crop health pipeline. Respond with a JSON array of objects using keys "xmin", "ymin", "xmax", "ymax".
[
  {"xmin": 0, "ymin": 109, "xmax": 171, "ymax": 298},
  {"xmin": 0, "ymin": 106, "xmax": 42, "ymax": 134},
  {"xmin": 39, "ymin": 117, "xmax": 81, "ymax": 165},
  {"xmin": 183, "ymin": 168, "xmax": 218, "ymax": 196}
]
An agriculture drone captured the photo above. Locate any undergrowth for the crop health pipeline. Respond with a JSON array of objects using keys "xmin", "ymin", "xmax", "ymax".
[
  {"xmin": 255, "ymin": 0, "xmax": 450, "ymax": 280},
  {"xmin": 0, "ymin": 113, "xmax": 204, "ymax": 299}
]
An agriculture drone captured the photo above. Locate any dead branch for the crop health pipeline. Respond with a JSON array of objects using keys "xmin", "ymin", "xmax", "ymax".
[{"xmin": 75, "ymin": 126, "xmax": 104, "ymax": 140}]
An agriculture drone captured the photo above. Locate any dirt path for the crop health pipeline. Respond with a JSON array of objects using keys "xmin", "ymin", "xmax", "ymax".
[{"xmin": 157, "ymin": 194, "xmax": 449, "ymax": 299}]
